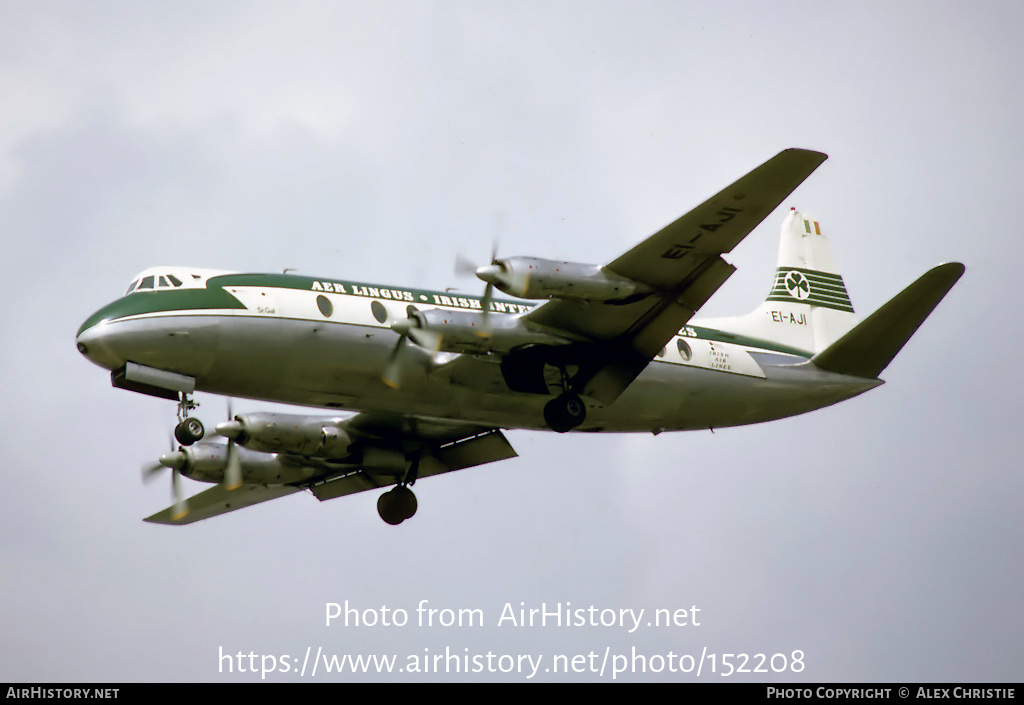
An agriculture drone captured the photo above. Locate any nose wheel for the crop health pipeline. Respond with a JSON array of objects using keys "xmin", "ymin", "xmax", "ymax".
[
  {"xmin": 173, "ymin": 392, "xmax": 204, "ymax": 445},
  {"xmin": 174, "ymin": 417, "xmax": 205, "ymax": 445}
]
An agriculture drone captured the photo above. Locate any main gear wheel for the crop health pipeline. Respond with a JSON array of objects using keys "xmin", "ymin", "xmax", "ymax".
[
  {"xmin": 543, "ymin": 392, "xmax": 586, "ymax": 433},
  {"xmin": 377, "ymin": 485, "xmax": 418, "ymax": 525}
]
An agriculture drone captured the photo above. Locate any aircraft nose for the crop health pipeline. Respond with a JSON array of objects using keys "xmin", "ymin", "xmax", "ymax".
[
  {"xmin": 76, "ymin": 295, "xmax": 139, "ymax": 370},
  {"xmin": 76, "ymin": 321, "xmax": 120, "ymax": 370},
  {"xmin": 76, "ymin": 321, "xmax": 95, "ymax": 356}
]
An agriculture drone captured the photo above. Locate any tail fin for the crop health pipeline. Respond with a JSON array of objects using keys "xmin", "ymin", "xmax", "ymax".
[
  {"xmin": 811, "ymin": 262, "xmax": 964, "ymax": 378},
  {"xmin": 696, "ymin": 208, "xmax": 857, "ymax": 354}
]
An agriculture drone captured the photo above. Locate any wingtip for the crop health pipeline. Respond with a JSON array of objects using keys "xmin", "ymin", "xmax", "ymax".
[
  {"xmin": 785, "ymin": 147, "xmax": 828, "ymax": 160},
  {"xmin": 767, "ymin": 148, "xmax": 828, "ymax": 175},
  {"xmin": 923, "ymin": 262, "xmax": 966, "ymax": 290}
]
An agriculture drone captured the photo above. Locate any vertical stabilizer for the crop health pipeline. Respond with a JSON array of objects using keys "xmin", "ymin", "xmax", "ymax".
[{"xmin": 694, "ymin": 208, "xmax": 857, "ymax": 355}]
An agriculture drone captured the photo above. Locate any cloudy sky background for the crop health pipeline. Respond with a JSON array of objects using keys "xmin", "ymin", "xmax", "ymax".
[{"xmin": 1, "ymin": 1, "xmax": 1020, "ymax": 682}]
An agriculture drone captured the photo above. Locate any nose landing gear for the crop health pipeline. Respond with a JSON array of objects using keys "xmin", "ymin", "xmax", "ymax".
[{"xmin": 172, "ymin": 392, "xmax": 204, "ymax": 445}]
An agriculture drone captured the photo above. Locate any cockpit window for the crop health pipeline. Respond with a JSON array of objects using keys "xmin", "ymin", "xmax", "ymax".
[{"xmin": 125, "ymin": 267, "xmax": 227, "ymax": 295}]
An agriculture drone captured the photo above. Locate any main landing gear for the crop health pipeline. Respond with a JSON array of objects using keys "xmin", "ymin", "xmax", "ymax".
[
  {"xmin": 542, "ymin": 364, "xmax": 587, "ymax": 433},
  {"xmin": 377, "ymin": 485, "xmax": 418, "ymax": 525},
  {"xmin": 376, "ymin": 453, "xmax": 420, "ymax": 525},
  {"xmin": 173, "ymin": 392, "xmax": 204, "ymax": 446},
  {"xmin": 543, "ymin": 392, "xmax": 586, "ymax": 433}
]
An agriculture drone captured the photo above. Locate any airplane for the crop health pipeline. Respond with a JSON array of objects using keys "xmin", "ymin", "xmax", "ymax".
[{"xmin": 75, "ymin": 148, "xmax": 964, "ymax": 526}]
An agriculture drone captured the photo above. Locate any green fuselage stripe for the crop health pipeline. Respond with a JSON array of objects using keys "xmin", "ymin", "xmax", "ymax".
[{"xmin": 79, "ymin": 273, "xmax": 813, "ymax": 359}]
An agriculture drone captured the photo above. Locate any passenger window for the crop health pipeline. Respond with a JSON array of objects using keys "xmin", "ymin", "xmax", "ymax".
[{"xmin": 677, "ymin": 339, "xmax": 692, "ymax": 362}]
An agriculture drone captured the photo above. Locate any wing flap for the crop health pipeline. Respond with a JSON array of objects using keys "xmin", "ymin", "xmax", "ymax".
[
  {"xmin": 310, "ymin": 429, "xmax": 518, "ymax": 502},
  {"xmin": 434, "ymin": 429, "xmax": 518, "ymax": 472}
]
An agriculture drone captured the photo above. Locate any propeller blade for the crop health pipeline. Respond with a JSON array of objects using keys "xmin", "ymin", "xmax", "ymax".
[
  {"xmin": 477, "ymin": 282, "xmax": 494, "ymax": 338},
  {"xmin": 383, "ymin": 316, "xmax": 414, "ymax": 389},
  {"xmin": 141, "ymin": 461, "xmax": 165, "ymax": 483},
  {"xmin": 407, "ymin": 327, "xmax": 442, "ymax": 352},
  {"xmin": 171, "ymin": 467, "xmax": 188, "ymax": 520},
  {"xmin": 454, "ymin": 254, "xmax": 478, "ymax": 276},
  {"xmin": 218, "ymin": 398, "xmax": 242, "ymax": 490},
  {"xmin": 382, "ymin": 333, "xmax": 407, "ymax": 389},
  {"xmin": 456, "ymin": 237, "xmax": 502, "ymax": 338},
  {"xmin": 224, "ymin": 439, "xmax": 242, "ymax": 491},
  {"xmin": 142, "ymin": 431, "xmax": 190, "ymax": 520}
]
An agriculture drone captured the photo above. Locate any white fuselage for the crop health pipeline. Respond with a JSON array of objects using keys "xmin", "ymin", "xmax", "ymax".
[{"xmin": 76, "ymin": 270, "xmax": 880, "ymax": 434}]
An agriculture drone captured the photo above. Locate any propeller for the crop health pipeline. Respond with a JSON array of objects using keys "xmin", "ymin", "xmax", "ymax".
[
  {"xmin": 382, "ymin": 323, "xmax": 408, "ymax": 389},
  {"xmin": 382, "ymin": 314, "xmax": 440, "ymax": 389},
  {"xmin": 224, "ymin": 439, "xmax": 242, "ymax": 490},
  {"xmin": 142, "ymin": 440, "xmax": 189, "ymax": 520},
  {"xmin": 214, "ymin": 400, "xmax": 242, "ymax": 491},
  {"xmin": 454, "ymin": 240, "xmax": 502, "ymax": 337}
]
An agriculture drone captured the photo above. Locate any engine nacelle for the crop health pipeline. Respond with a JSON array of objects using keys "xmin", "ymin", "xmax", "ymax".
[
  {"xmin": 216, "ymin": 412, "xmax": 353, "ymax": 457},
  {"xmin": 176, "ymin": 442, "xmax": 320, "ymax": 485},
  {"xmin": 478, "ymin": 257, "xmax": 647, "ymax": 301},
  {"xmin": 399, "ymin": 308, "xmax": 569, "ymax": 355}
]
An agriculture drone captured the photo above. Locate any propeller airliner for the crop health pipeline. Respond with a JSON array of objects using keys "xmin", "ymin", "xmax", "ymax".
[{"xmin": 75, "ymin": 149, "xmax": 964, "ymax": 525}]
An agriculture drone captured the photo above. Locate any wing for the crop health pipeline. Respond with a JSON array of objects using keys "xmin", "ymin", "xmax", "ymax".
[
  {"xmin": 144, "ymin": 484, "xmax": 303, "ymax": 525},
  {"xmin": 524, "ymin": 148, "xmax": 828, "ymax": 403},
  {"xmin": 309, "ymin": 411, "xmax": 516, "ymax": 501},
  {"xmin": 310, "ymin": 428, "xmax": 517, "ymax": 501},
  {"xmin": 143, "ymin": 412, "xmax": 517, "ymax": 524}
]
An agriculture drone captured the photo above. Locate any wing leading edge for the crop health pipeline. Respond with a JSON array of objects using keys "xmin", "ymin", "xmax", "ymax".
[{"xmin": 525, "ymin": 148, "xmax": 828, "ymax": 404}]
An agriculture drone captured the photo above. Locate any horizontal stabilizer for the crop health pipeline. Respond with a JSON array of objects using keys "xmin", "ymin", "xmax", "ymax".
[{"xmin": 811, "ymin": 262, "xmax": 964, "ymax": 379}]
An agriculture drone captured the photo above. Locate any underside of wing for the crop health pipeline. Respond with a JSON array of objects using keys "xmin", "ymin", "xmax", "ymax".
[
  {"xmin": 309, "ymin": 411, "xmax": 517, "ymax": 501},
  {"xmin": 310, "ymin": 427, "xmax": 517, "ymax": 501},
  {"xmin": 144, "ymin": 483, "xmax": 303, "ymax": 525},
  {"xmin": 142, "ymin": 410, "xmax": 518, "ymax": 524}
]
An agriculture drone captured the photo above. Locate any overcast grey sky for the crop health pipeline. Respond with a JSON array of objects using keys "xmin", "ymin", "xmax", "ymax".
[{"xmin": 1, "ymin": 1, "xmax": 1020, "ymax": 682}]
